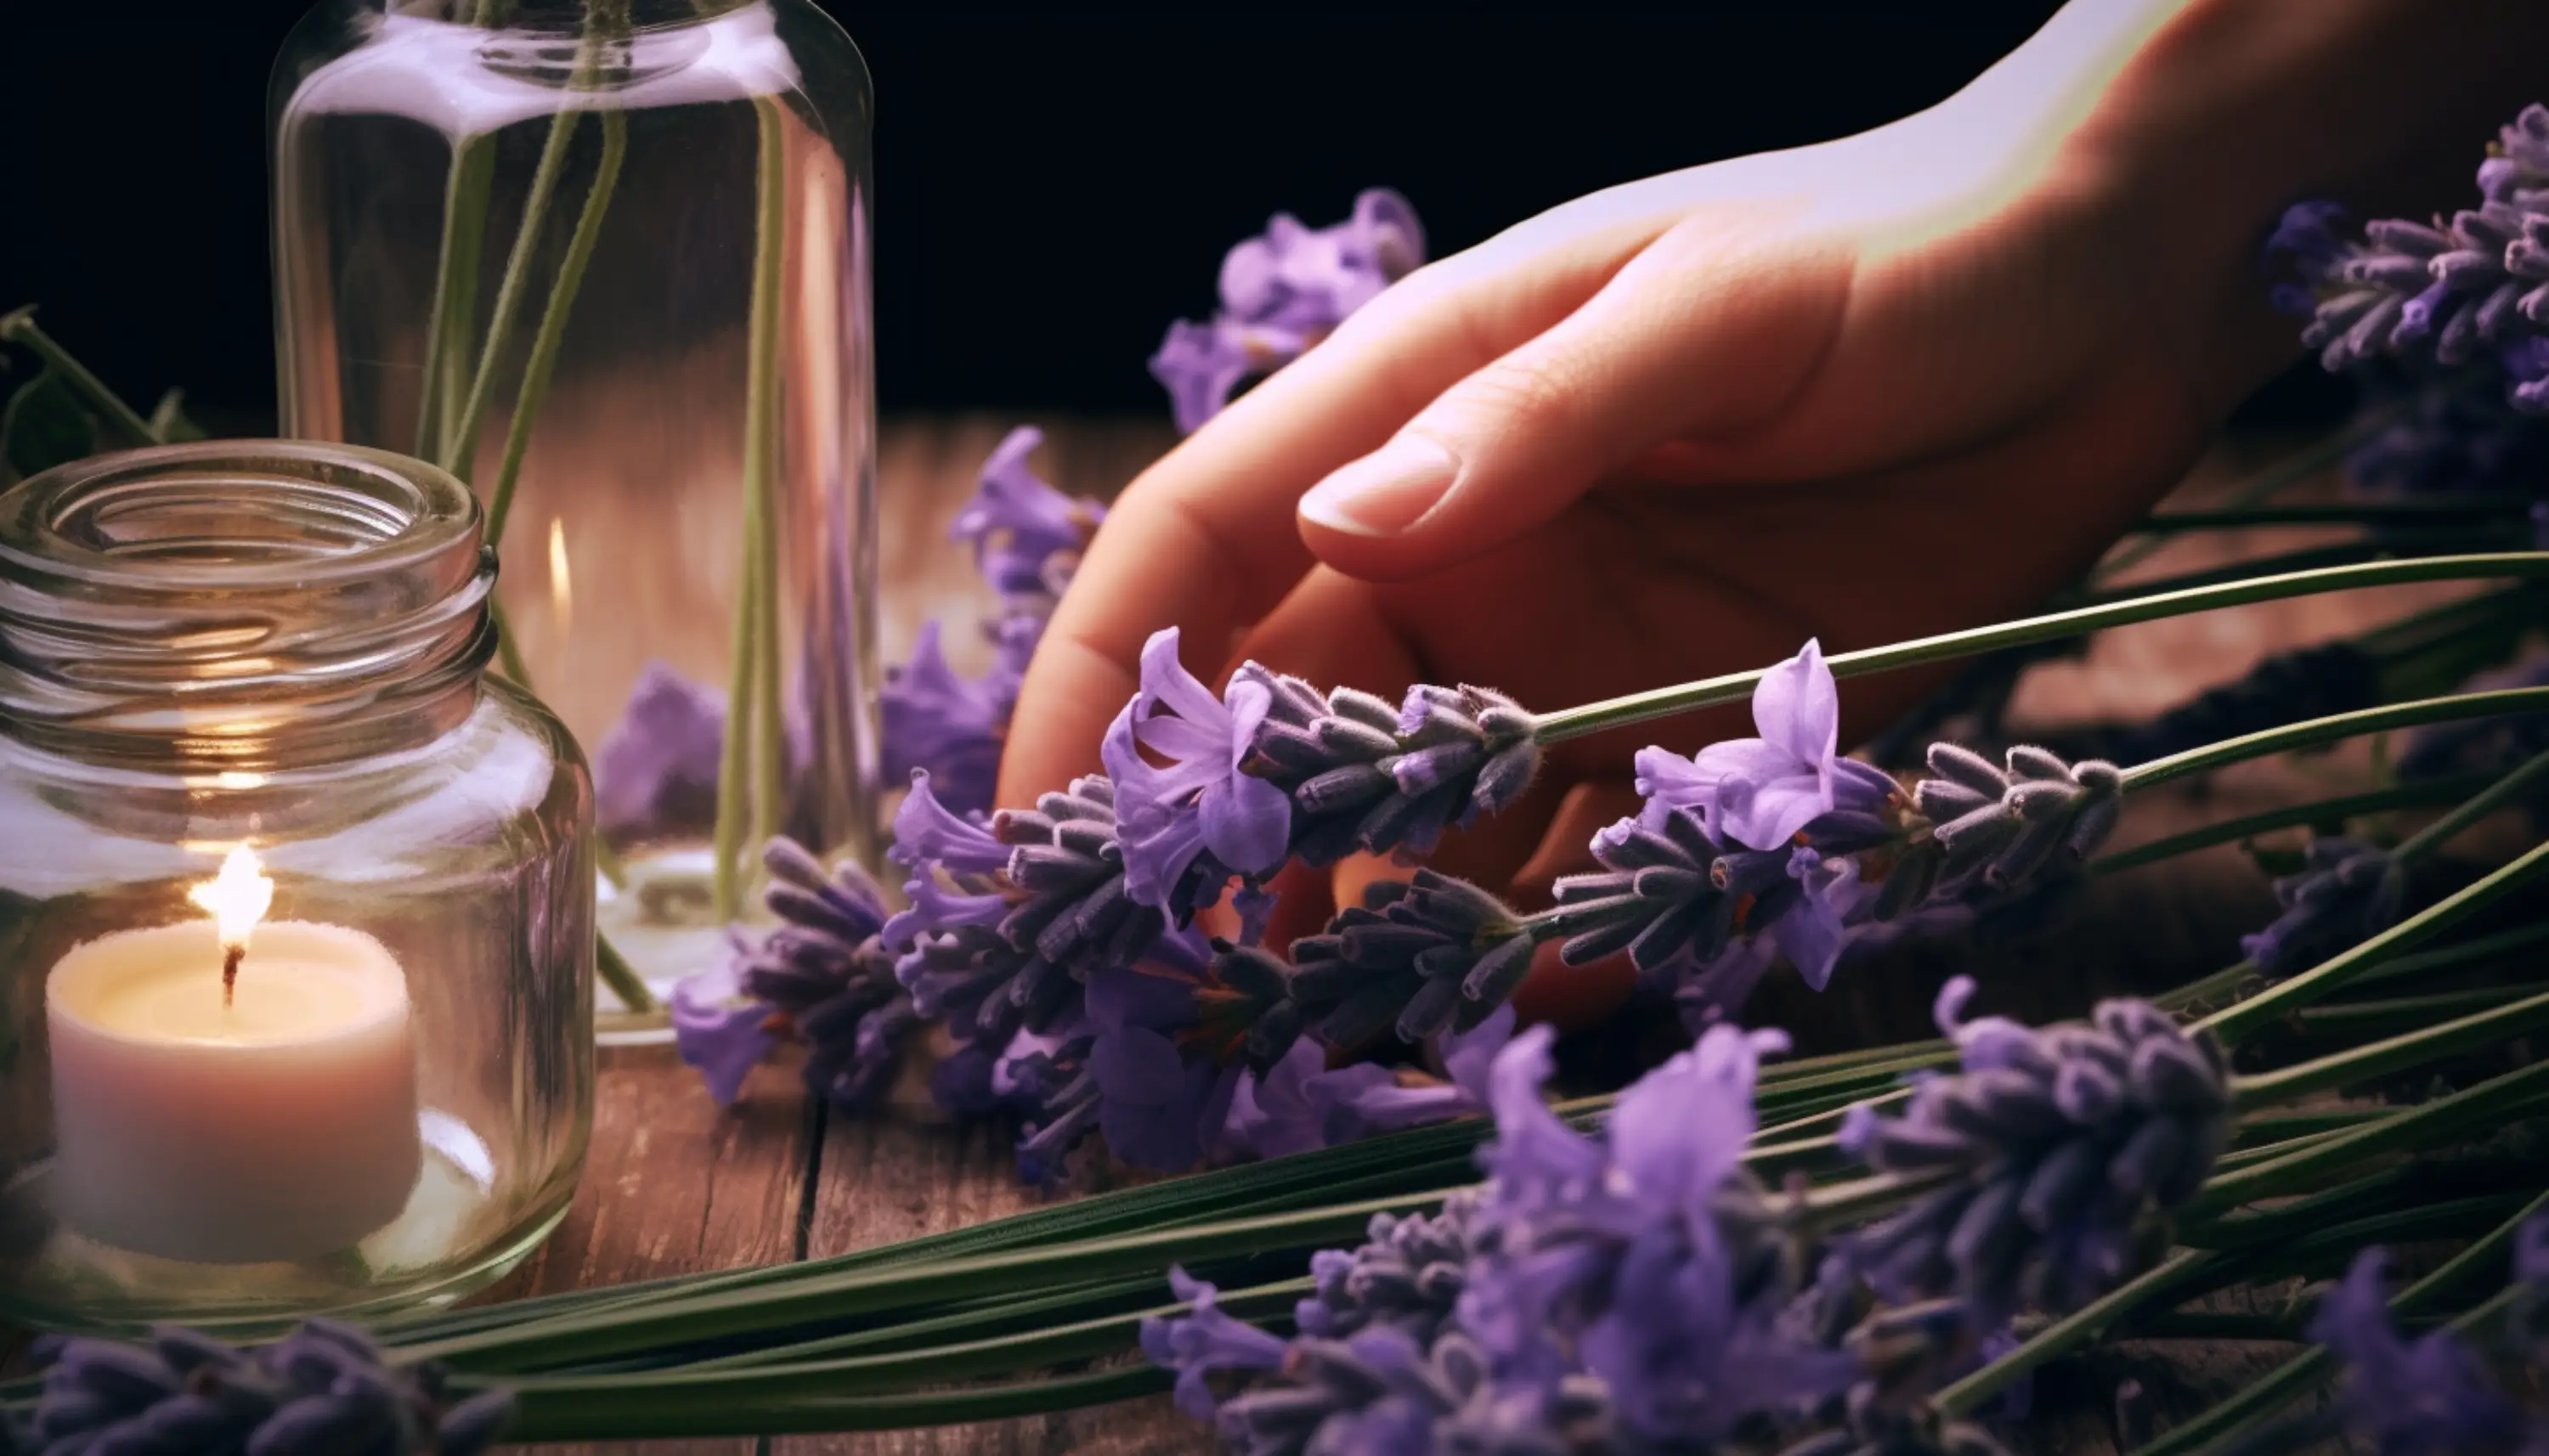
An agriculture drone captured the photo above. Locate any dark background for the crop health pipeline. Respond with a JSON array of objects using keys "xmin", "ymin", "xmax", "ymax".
[{"xmin": 7, "ymin": 1, "xmax": 2223, "ymax": 430}]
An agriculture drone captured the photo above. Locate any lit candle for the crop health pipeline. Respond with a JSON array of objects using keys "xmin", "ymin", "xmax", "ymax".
[{"xmin": 46, "ymin": 847, "xmax": 422, "ymax": 1264}]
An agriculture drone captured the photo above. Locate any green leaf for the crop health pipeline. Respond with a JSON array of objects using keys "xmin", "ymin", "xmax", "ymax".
[
  {"xmin": 1, "ymin": 368, "xmax": 98, "ymax": 481},
  {"xmin": 147, "ymin": 388, "xmax": 206, "ymax": 443}
]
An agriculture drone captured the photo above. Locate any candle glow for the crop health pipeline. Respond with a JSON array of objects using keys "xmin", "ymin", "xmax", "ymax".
[
  {"xmin": 188, "ymin": 844, "xmax": 274, "ymax": 1005},
  {"xmin": 188, "ymin": 845, "xmax": 274, "ymax": 951}
]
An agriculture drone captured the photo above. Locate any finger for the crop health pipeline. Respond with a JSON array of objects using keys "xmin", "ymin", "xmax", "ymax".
[
  {"xmin": 1297, "ymin": 206, "xmax": 1856, "ymax": 583},
  {"xmin": 998, "ymin": 223, "xmax": 1670, "ymax": 807}
]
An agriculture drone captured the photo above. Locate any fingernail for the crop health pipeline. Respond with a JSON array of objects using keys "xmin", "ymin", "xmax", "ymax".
[{"xmin": 1299, "ymin": 436, "xmax": 1459, "ymax": 536}]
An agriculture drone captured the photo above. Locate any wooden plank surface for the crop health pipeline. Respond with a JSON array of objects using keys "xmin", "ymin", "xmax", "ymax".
[
  {"xmin": 483, "ymin": 418, "xmax": 2416, "ymax": 1455},
  {"xmin": 501, "ymin": 1047, "xmax": 818, "ymax": 1456}
]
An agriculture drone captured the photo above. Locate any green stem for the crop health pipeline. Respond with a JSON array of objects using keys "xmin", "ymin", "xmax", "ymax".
[
  {"xmin": 2132, "ymin": 1188, "xmax": 2549, "ymax": 1456},
  {"xmin": 2120, "ymin": 686, "xmax": 2549, "ymax": 792},
  {"xmin": 709, "ymin": 99, "xmax": 792, "ymax": 921},
  {"xmin": 0, "ymin": 310, "xmax": 160, "ymax": 444},
  {"xmin": 414, "ymin": 137, "xmax": 497, "ymax": 463},
  {"xmin": 440, "ymin": 109, "xmax": 582, "ymax": 483},
  {"xmin": 2389, "ymin": 745, "xmax": 2549, "ymax": 860},
  {"xmin": 483, "ymin": 110, "xmax": 625, "ymax": 550},
  {"xmin": 2195, "ymin": 840, "xmax": 2549, "ymax": 1043},
  {"xmin": 594, "ymin": 933, "xmax": 654, "ymax": 1017},
  {"xmin": 2073, "ymin": 533, "xmax": 2523, "ymax": 610},
  {"xmin": 710, "ymin": 497, "xmax": 764, "ymax": 923},
  {"xmin": 2186, "ymin": 1056, "xmax": 2549, "ymax": 1218},
  {"xmin": 1528, "ymin": 553, "xmax": 2549, "ymax": 744},
  {"xmin": 1933, "ymin": 1250, "xmax": 2216, "ymax": 1418},
  {"xmin": 489, "ymin": 1367, "xmax": 1167, "ymax": 1443},
  {"xmin": 2230, "ymin": 981, "xmax": 2549, "ymax": 1106},
  {"xmin": 2290, "ymin": 984, "xmax": 2535, "ymax": 1032},
  {"xmin": 745, "ymin": 99, "xmax": 790, "ymax": 861},
  {"xmin": 400, "ymin": 1186, "xmax": 1462, "ymax": 1371},
  {"xmin": 472, "ymin": 1278, "xmax": 1303, "ymax": 1415},
  {"xmin": 2348, "ymin": 918, "xmax": 2549, "ymax": 990},
  {"xmin": 2088, "ymin": 773, "xmax": 2493, "ymax": 876}
]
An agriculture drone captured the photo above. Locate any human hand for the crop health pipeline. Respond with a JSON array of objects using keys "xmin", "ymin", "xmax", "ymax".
[{"xmin": 997, "ymin": 0, "xmax": 2536, "ymax": 1008}]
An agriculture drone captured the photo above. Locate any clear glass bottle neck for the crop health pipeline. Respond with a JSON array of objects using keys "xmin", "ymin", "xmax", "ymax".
[{"xmin": 0, "ymin": 442, "xmax": 496, "ymax": 773}]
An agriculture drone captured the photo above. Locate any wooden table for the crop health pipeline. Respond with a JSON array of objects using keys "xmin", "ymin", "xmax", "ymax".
[{"xmin": 491, "ymin": 418, "xmax": 2448, "ymax": 1454}]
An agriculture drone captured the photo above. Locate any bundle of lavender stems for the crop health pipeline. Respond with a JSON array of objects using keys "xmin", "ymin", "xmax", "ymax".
[{"xmin": 20, "ymin": 112, "xmax": 2549, "ymax": 1456}]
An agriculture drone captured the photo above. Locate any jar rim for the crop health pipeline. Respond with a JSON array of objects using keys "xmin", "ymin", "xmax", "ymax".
[
  {"xmin": 0, "ymin": 440, "xmax": 480, "ymax": 596},
  {"xmin": 0, "ymin": 441, "xmax": 497, "ymax": 771}
]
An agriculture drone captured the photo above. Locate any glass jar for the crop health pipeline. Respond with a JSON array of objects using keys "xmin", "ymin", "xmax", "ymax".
[
  {"xmin": 269, "ymin": 0, "xmax": 879, "ymax": 1030},
  {"xmin": 0, "ymin": 442, "xmax": 593, "ymax": 1334}
]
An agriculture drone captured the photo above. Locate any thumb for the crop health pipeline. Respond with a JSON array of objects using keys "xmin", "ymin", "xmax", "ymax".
[{"xmin": 1296, "ymin": 216, "xmax": 1852, "ymax": 582}]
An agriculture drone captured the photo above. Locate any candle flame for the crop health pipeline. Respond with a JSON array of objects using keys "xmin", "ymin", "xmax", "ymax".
[{"xmin": 188, "ymin": 845, "xmax": 274, "ymax": 950}]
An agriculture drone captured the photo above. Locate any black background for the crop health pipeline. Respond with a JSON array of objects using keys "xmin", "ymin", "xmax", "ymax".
[{"xmin": 8, "ymin": 2, "xmax": 2184, "ymax": 428}]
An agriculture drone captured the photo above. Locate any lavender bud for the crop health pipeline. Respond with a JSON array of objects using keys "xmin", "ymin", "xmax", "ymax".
[
  {"xmin": 2238, "ymin": 837, "xmax": 2407, "ymax": 980},
  {"xmin": 27, "ymin": 1322, "xmax": 509, "ymax": 1456},
  {"xmin": 1839, "ymin": 982, "xmax": 2230, "ymax": 1321},
  {"xmin": 1245, "ymin": 674, "xmax": 1541, "ymax": 866},
  {"xmin": 1910, "ymin": 743, "xmax": 2122, "ymax": 900},
  {"xmin": 1261, "ymin": 871, "xmax": 1536, "ymax": 1061}
]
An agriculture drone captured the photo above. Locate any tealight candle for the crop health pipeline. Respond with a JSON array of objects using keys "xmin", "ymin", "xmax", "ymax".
[{"xmin": 45, "ymin": 848, "xmax": 422, "ymax": 1264}]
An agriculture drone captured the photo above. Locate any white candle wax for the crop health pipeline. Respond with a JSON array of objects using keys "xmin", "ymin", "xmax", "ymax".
[{"xmin": 46, "ymin": 919, "xmax": 422, "ymax": 1264}]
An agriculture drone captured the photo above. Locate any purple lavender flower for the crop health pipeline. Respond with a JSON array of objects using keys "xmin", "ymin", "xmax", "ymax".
[
  {"xmin": 1464, "ymin": 1022, "xmax": 1856, "ymax": 1442},
  {"xmin": 1838, "ymin": 978, "xmax": 2230, "ymax": 1321},
  {"xmin": 2347, "ymin": 369, "xmax": 2549, "ymax": 497},
  {"xmin": 671, "ymin": 935, "xmax": 777, "ymax": 1106},
  {"xmin": 592, "ymin": 662, "xmax": 724, "ymax": 840},
  {"xmin": 2269, "ymin": 105, "xmax": 2549, "ymax": 410},
  {"xmin": 1085, "ymin": 934, "xmax": 1243, "ymax": 1173},
  {"xmin": 1103, "ymin": 627, "xmax": 1295, "ymax": 914},
  {"xmin": 2239, "ymin": 836, "xmax": 2407, "ymax": 979},
  {"xmin": 1636, "ymin": 640, "xmax": 1900, "ymax": 853},
  {"xmin": 673, "ymin": 840, "xmax": 921, "ymax": 1111},
  {"xmin": 1141, "ymin": 1267, "xmax": 1291, "ymax": 1419},
  {"xmin": 26, "ymin": 1319, "xmax": 511, "ymax": 1456},
  {"xmin": 1152, "ymin": 189, "xmax": 1426, "ymax": 433},
  {"xmin": 887, "ymin": 770, "xmax": 1168, "ymax": 1051},
  {"xmin": 1908, "ymin": 742, "xmax": 2122, "ymax": 894},
  {"xmin": 1294, "ymin": 1192, "xmax": 1481, "ymax": 1346},
  {"xmin": 1252, "ymin": 872, "xmax": 1540, "ymax": 1060},
  {"xmin": 2306, "ymin": 1249, "xmax": 2526, "ymax": 1456},
  {"xmin": 1148, "ymin": 1024, "xmax": 1848, "ymax": 1453},
  {"xmin": 949, "ymin": 425, "xmax": 1105, "ymax": 602},
  {"xmin": 1224, "ymin": 1007, "xmax": 1512, "ymax": 1159},
  {"xmin": 1241, "ymin": 670, "xmax": 1540, "ymax": 869},
  {"xmin": 880, "ymin": 620, "xmax": 1010, "ymax": 817},
  {"xmin": 880, "ymin": 426, "xmax": 1105, "ymax": 816},
  {"xmin": 740, "ymin": 839, "xmax": 917, "ymax": 1111}
]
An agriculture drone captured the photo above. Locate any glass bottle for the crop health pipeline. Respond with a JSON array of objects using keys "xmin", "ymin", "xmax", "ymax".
[
  {"xmin": 0, "ymin": 442, "xmax": 592, "ymax": 1333},
  {"xmin": 269, "ymin": 0, "xmax": 878, "ymax": 1031}
]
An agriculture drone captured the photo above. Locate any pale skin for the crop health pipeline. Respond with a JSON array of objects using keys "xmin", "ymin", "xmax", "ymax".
[{"xmin": 998, "ymin": 0, "xmax": 2549, "ymax": 1007}]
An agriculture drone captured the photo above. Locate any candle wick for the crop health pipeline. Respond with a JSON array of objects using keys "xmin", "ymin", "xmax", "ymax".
[{"xmin": 223, "ymin": 944, "xmax": 245, "ymax": 1008}]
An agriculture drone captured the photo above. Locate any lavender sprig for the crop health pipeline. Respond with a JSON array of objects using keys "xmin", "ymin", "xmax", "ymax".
[
  {"xmin": 1150, "ymin": 189, "xmax": 1425, "ymax": 434},
  {"xmin": 20, "ymin": 1320, "xmax": 510, "ymax": 1456},
  {"xmin": 1838, "ymin": 979, "xmax": 2231, "ymax": 1322},
  {"xmin": 673, "ymin": 839, "xmax": 920, "ymax": 1111},
  {"xmin": 881, "ymin": 426, "xmax": 1105, "ymax": 815},
  {"xmin": 1103, "ymin": 627, "xmax": 1541, "ymax": 926},
  {"xmin": 1144, "ymin": 1022, "xmax": 1857, "ymax": 1454},
  {"xmin": 2269, "ymin": 104, "xmax": 2549, "ymax": 410},
  {"xmin": 2239, "ymin": 836, "xmax": 2407, "ymax": 981}
]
